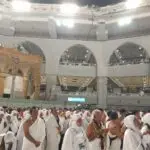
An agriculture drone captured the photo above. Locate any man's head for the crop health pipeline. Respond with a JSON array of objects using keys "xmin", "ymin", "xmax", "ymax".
[
  {"xmin": 92, "ymin": 109, "xmax": 104, "ymax": 124},
  {"xmin": 72, "ymin": 114, "xmax": 83, "ymax": 127},
  {"xmin": 6, "ymin": 114, "xmax": 11, "ymax": 122},
  {"xmin": 30, "ymin": 107, "xmax": 38, "ymax": 119},
  {"xmin": 109, "ymin": 111, "xmax": 118, "ymax": 120}
]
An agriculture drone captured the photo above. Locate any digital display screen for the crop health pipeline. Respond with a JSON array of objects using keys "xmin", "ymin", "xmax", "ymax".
[{"xmin": 68, "ymin": 97, "xmax": 85, "ymax": 102}]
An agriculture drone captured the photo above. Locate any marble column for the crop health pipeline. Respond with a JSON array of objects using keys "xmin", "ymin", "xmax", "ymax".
[{"xmin": 97, "ymin": 77, "xmax": 108, "ymax": 108}]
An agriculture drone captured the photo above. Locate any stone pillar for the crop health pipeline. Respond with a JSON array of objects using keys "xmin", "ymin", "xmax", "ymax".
[
  {"xmin": 46, "ymin": 75, "xmax": 57, "ymax": 100},
  {"xmin": 97, "ymin": 77, "xmax": 107, "ymax": 108},
  {"xmin": 23, "ymin": 77, "xmax": 28, "ymax": 98},
  {"xmin": 10, "ymin": 76, "xmax": 15, "ymax": 99},
  {"xmin": 0, "ymin": 75, "xmax": 5, "ymax": 96}
]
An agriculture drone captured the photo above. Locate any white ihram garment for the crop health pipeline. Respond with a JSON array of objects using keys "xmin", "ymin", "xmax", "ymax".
[
  {"xmin": 17, "ymin": 112, "xmax": 31, "ymax": 150},
  {"xmin": 105, "ymin": 121, "xmax": 121, "ymax": 150},
  {"xmin": 4, "ymin": 131, "xmax": 17, "ymax": 150},
  {"xmin": 0, "ymin": 119, "xmax": 7, "ymax": 134},
  {"xmin": 123, "ymin": 115, "xmax": 143, "ymax": 150},
  {"xmin": 62, "ymin": 127, "xmax": 89, "ymax": 150},
  {"xmin": 62, "ymin": 114, "xmax": 89, "ymax": 150},
  {"xmin": 22, "ymin": 118, "xmax": 46, "ymax": 150},
  {"xmin": 89, "ymin": 138, "xmax": 101, "ymax": 150},
  {"xmin": 45, "ymin": 114, "xmax": 60, "ymax": 150},
  {"xmin": 141, "ymin": 113, "xmax": 150, "ymax": 149},
  {"xmin": 16, "ymin": 121, "xmax": 25, "ymax": 150}
]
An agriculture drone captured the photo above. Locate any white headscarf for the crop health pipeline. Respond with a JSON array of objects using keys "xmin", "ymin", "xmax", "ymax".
[
  {"xmin": 124, "ymin": 115, "xmax": 140, "ymax": 133},
  {"xmin": 141, "ymin": 113, "xmax": 150, "ymax": 125},
  {"xmin": 70, "ymin": 114, "xmax": 82, "ymax": 129}
]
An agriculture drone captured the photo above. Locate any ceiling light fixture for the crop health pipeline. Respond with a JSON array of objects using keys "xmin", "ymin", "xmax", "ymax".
[
  {"xmin": 56, "ymin": 19, "xmax": 75, "ymax": 28},
  {"xmin": 60, "ymin": 3, "xmax": 79, "ymax": 16},
  {"xmin": 125, "ymin": 0, "xmax": 142, "ymax": 9},
  {"xmin": 62, "ymin": 19, "xmax": 74, "ymax": 28},
  {"xmin": 12, "ymin": 0, "xmax": 31, "ymax": 12},
  {"xmin": 118, "ymin": 17, "xmax": 132, "ymax": 26}
]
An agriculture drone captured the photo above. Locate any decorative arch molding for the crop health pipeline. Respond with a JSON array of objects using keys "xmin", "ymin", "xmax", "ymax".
[
  {"xmin": 17, "ymin": 41, "xmax": 46, "ymax": 63},
  {"xmin": 108, "ymin": 42, "xmax": 150, "ymax": 66},
  {"xmin": 59, "ymin": 44, "xmax": 97, "ymax": 65}
]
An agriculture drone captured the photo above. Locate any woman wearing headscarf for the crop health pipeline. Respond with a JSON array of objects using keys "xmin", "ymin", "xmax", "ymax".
[
  {"xmin": 62, "ymin": 114, "xmax": 89, "ymax": 150},
  {"xmin": 123, "ymin": 115, "xmax": 144, "ymax": 150},
  {"xmin": 141, "ymin": 113, "xmax": 150, "ymax": 149}
]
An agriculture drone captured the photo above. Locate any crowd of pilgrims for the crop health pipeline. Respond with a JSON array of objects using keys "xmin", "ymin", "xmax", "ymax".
[{"xmin": 0, "ymin": 106, "xmax": 150, "ymax": 150}]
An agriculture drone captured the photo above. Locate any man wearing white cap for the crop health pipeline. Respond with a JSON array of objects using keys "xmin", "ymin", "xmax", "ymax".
[{"xmin": 62, "ymin": 114, "xmax": 89, "ymax": 150}]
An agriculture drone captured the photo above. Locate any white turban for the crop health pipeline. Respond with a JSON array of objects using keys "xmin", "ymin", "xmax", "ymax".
[{"xmin": 142, "ymin": 113, "xmax": 150, "ymax": 125}]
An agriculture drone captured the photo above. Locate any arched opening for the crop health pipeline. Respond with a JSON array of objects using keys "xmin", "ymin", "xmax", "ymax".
[
  {"xmin": 109, "ymin": 42, "xmax": 149, "ymax": 66},
  {"xmin": 17, "ymin": 41, "xmax": 46, "ymax": 63},
  {"xmin": 52, "ymin": 44, "xmax": 97, "ymax": 100},
  {"xmin": 59, "ymin": 44, "xmax": 96, "ymax": 65},
  {"xmin": 108, "ymin": 42, "xmax": 150, "ymax": 96},
  {"xmin": 17, "ymin": 41, "xmax": 47, "ymax": 100}
]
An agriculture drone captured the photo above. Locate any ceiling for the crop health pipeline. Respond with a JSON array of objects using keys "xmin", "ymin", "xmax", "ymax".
[
  {"xmin": 30, "ymin": 0, "xmax": 123, "ymax": 7},
  {"xmin": 110, "ymin": 76, "xmax": 149, "ymax": 87},
  {"xmin": 58, "ymin": 76, "xmax": 94, "ymax": 88},
  {"xmin": 0, "ymin": 1, "xmax": 150, "ymax": 40},
  {"xmin": 59, "ymin": 44, "xmax": 96, "ymax": 64}
]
